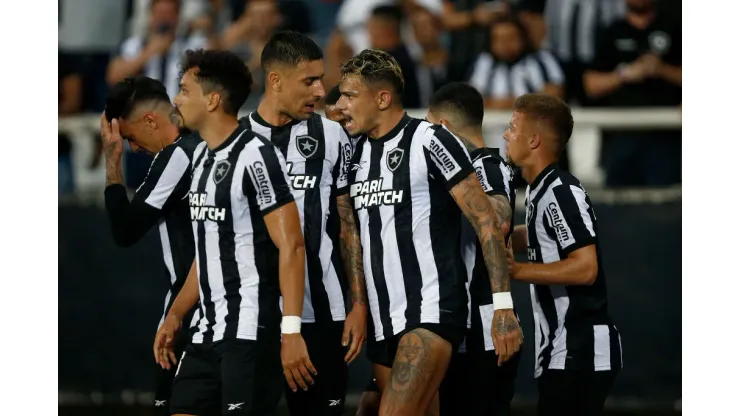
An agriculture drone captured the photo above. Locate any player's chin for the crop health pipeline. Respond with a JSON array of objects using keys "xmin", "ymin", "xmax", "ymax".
[
  {"xmin": 297, "ymin": 103, "xmax": 316, "ymax": 118},
  {"xmin": 343, "ymin": 116, "xmax": 360, "ymax": 135}
]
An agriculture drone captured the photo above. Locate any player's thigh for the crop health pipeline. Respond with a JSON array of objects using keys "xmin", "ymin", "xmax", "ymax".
[
  {"xmin": 356, "ymin": 377, "xmax": 382, "ymax": 416},
  {"xmin": 169, "ymin": 344, "xmax": 220, "ymax": 416},
  {"xmin": 251, "ymin": 330, "xmax": 284, "ymax": 416},
  {"xmin": 380, "ymin": 328, "xmax": 453, "ymax": 415},
  {"xmin": 575, "ymin": 370, "xmax": 619, "ymax": 416},
  {"xmin": 537, "ymin": 369, "xmax": 579, "ymax": 416},
  {"xmin": 219, "ymin": 337, "xmax": 282, "ymax": 416}
]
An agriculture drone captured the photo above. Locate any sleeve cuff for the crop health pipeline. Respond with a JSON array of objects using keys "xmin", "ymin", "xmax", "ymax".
[
  {"xmin": 561, "ymin": 236, "xmax": 597, "ymax": 257},
  {"xmin": 445, "ymin": 165, "xmax": 475, "ymax": 191},
  {"xmin": 261, "ymin": 195, "xmax": 295, "ymax": 217}
]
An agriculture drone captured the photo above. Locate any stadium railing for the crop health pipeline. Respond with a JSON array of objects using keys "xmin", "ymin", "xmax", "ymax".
[{"xmin": 58, "ymin": 108, "xmax": 681, "ymax": 199}]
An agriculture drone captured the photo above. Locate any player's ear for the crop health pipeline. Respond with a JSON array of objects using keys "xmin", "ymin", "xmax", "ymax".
[
  {"xmin": 377, "ymin": 90, "xmax": 392, "ymax": 110},
  {"xmin": 530, "ymin": 132, "xmax": 542, "ymax": 150},
  {"xmin": 267, "ymin": 70, "xmax": 281, "ymax": 92},
  {"xmin": 143, "ymin": 112, "xmax": 157, "ymax": 129},
  {"xmin": 206, "ymin": 91, "xmax": 221, "ymax": 113}
]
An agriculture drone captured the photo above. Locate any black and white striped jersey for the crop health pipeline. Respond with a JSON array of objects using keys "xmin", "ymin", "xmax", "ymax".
[
  {"xmin": 524, "ymin": 164, "xmax": 622, "ymax": 377},
  {"xmin": 468, "ymin": 50, "xmax": 565, "ymax": 100},
  {"xmin": 349, "ymin": 115, "xmax": 473, "ymax": 341},
  {"xmin": 104, "ymin": 133, "xmax": 201, "ymax": 329},
  {"xmin": 188, "ymin": 126, "xmax": 295, "ymax": 344},
  {"xmin": 460, "ymin": 147, "xmax": 516, "ymax": 352},
  {"xmin": 240, "ymin": 112, "xmax": 352, "ymax": 324}
]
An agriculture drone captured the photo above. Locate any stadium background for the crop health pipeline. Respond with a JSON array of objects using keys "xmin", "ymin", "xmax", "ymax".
[{"xmin": 58, "ymin": 0, "xmax": 681, "ymax": 414}]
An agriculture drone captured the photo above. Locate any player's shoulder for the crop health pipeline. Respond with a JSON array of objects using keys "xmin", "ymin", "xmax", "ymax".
[
  {"xmin": 172, "ymin": 131, "xmax": 203, "ymax": 158},
  {"xmin": 550, "ymin": 165, "xmax": 587, "ymax": 195}
]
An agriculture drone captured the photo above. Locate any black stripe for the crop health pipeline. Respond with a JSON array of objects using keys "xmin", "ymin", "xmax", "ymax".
[
  {"xmin": 195, "ymin": 152, "xmax": 216, "ymax": 343},
  {"xmin": 392, "ymin": 119, "xmax": 423, "ymax": 327},
  {"xmin": 367, "ymin": 142, "xmax": 393, "ymax": 339},
  {"xmin": 217, "ymin": 135, "xmax": 249, "ymax": 339},
  {"xmin": 609, "ymin": 324, "xmax": 622, "ymax": 370},
  {"xmin": 271, "ymin": 124, "xmax": 292, "ymax": 159},
  {"xmin": 536, "ymin": 285, "xmax": 559, "ymax": 370},
  {"xmin": 569, "ymin": 2, "xmax": 581, "ymax": 62},
  {"xmin": 242, "ymin": 145, "xmax": 282, "ymax": 332},
  {"xmin": 304, "ymin": 114, "xmax": 332, "ymax": 322},
  {"xmin": 239, "ymin": 115, "xmax": 252, "ymax": 131}
]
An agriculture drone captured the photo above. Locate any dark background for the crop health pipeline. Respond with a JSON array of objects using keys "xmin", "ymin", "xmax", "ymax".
[{"xmin": 59, "ymin": 198, "xmax": 681, "ymax": 414}]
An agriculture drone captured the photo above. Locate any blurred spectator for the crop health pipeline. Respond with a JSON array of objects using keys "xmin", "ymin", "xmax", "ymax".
[
  {"xmin": 59, "ymin": 0, "xmax": 127, "ymax": 112},
  {"xmin": 584, "ymin": 0, "xmax": 681, "ymax": 187},
  {"xmin": 469, "ymin": 15, "xmax": 564, "ymax": 109},
  {"xmin": 128, "ymin": 0, "xmax": 211, "ymax": 38},
  {"xmin": 59, "ymin": 52, "xmax": 84, "ymax": 196},
  {"xmin": 368, "ymin": 5, "xmax": 423, "ymax": 108},
  {"xmin": 107, "ymin": 0, "xmax": 209, "ymax": 100},
  {"xmin": 441, "ymin": 0, "xmax": 513, "ymax": 83},
  {"xmin": 217, "ymin": 0, "xmax": 283, "ymax": 109},
  {"xmin": 518, "ymin": 0, "xmax": 626, "ymax": 105},
  {"xmin": 410, "ymin": 7, "xmax": 448, "ymax": 106}
]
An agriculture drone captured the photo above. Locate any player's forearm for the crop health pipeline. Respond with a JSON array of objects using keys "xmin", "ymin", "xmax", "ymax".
[
  {"xmin": 104, "ymin": 184, "xmax": 160, "ymax": 247},
  {"xmin": 105, "ymin": 157, "xmax": 124, "ymax": 187},
  {"xmin": 337, "ymin": 195, "xmax": 367, "ymax": 308},
  {"xmin": 512, "ymin": 257, "xmax": 596, "ymax": 286},
  {"xmin": 657, "ymin": 63, "xmax": 682, "ymax": 86},
  {"xmin": 511, "ymin": 225, "xmax": 527, "ymax": 254},
  {"xmin": 168, "ymin": 260, "xmax": 200, "ymax": 319},
  {"xmin": 279, "ymin": 242, "xmax": 306, "ymax": 317}
]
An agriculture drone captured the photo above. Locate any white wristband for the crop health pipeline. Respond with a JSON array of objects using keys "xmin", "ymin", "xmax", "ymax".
[
  {"xmin": 492, "ymin": 292, "xmax": 514, "ymax": 311},
  {"xmin": 281, "ymin": 316, "xmax": 302, "ymax": 334}
]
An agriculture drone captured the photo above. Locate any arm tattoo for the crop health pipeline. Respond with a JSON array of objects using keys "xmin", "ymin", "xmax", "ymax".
[
  {"xmin": 453, "ymin": 174, "xmax": 510, "ymax": 293},
  {"xmin": 488, "ymin": 194, "xmax": 512, "ymax": 235},
  {"xmin": 105, "ymin": 159, "xmax": 124, "ymax": 187},
  {"xmin": 456, "ymin": 134, "xmax": 480, "ymax": 154},
  {"xmin": 336, "ymin": 194, "xmax": 367, "ymax": 307}
]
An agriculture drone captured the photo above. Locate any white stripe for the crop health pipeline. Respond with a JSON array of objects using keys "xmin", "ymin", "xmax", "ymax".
[
  {"xmin": 469, "ymin": 54, "xmax": 493, "ymax": 93},
  {"xmin": 511, "ymin": 62, "xmax": 529, "ymax": 98},
  {"xmin": 190, "ymin": 155, "xmax": 208, "ymax": 343},
  {"xmin": 479, "ymin": 304, "xmax": 495, "ymax": 351},
  {"xmin": 593, "ymin": 324, "xmax": 612, "ymax": 370},
  {"xmin": 157, "ymin": 289, "xmax": 173, "ymax": 330},
  {"xmin": 571, "ymin": 185, "xmax": 596, "ymax": 237},
  {"xmin": 542, "ymin": 179, "xmax": 577, "ymax": 252},
  {"xmin": 557, "ymin": 0, "xmax": 576, "ymax": 61},
  {"xmin": 410, "ymin": 133, "xmax": 440, "ymax": 325},
  {"xmin": 530, "ymin": 283, "xmax": 550, "ymax": 378},
  {"xmin": 380, "ymin": 138, "xmax": 408, "ymax": 335},
  {"xmin": 204, "ymin": 157, "xmax": 228, "ymax": 340},
  {"xmin": 538, "ymin": 50, "xmax": 565, "ymax": 85},
  {"xmin": 526, "ymin": 56, "xmax": 546, "ymax": 92},
  {"xmin": 158, "ymin": 221, "xmax": 177, "ymax": 285},
  {"xmin": 499, "ymin": 162, "xmax": 511, "ymax": 198},
  {"xmin": 577, "ymin": 0, "xmax": 598, "ymax": 62},
  {"xmin": 534, "ymin": 196, "xmax": 561, "ymax": 263},
  {"xmin": 547, "ymin": 285, "xmax": 570, "ymax": 370},
  {"xmin": 492, "ymin": 63, "xmax": 510, "ymax": 98},
  {"xmin": 142, "ymin": 146, "xmax": 189, "ymax": 210}
]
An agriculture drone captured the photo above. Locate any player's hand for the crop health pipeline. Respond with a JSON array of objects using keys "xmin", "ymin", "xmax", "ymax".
[
  {"xmin": 491, "ymin": 309, "xmax": 523, "ymax": 366},
  {"xmin": 100, "ymin": 114, "xmax": 124, "ymax": 162},
  {"xmin": 146, "ymin": 33, "xmax": 175, "ymax": 56},
  {"xmin": 153, "ymin": 313, "xmax": 182, "ymax": 370},
  {"xmin": 281, "ymin": 333, "xmax": 317, "ymax": 392},
  {"xmin": 342, "ymin": 304, "xmax": 367, "ymax": 364}
]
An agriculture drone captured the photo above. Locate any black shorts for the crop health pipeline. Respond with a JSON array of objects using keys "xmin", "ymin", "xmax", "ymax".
[
  {"xmin": 283, "ymin": 320, "xmax": 348, "ymax": 416},
  {"xmin": 537, "ymin": 369, "xmax": 619, "ymax": 416},
  {"xmin": 366, "ymin": 323, "xmax": 466, "ymax": 368},
  {"xmin": 439, "ymin": 330, "xmax": 520, "ymax": 416},
  {"xmin": 152, "ymin": 323, "xmax": 193, "ymax": 414},
  {"xmin": 169, "ymin": 329, "xmax": 283, "ymax": 416}
]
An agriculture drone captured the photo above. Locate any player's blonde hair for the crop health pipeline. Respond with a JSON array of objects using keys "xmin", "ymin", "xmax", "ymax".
[{"xmin": 339, "ymin": 49, "xmax": 405, "ymax": 97}]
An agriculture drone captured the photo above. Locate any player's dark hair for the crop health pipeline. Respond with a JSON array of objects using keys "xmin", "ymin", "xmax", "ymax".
[
  {"xmin": 105, "ymin": 76, "xmax": 171, "ymax": 122},
  {"xmin": 261, "ymin": 30, "xmax": 323, "ymax": 71},
  {"xmin": 371, "ymin": 4, "xmax": 404, "ymax": 28},
  {"xmin": 514, "ymin": 93, "xmax": 574, "ymax": 154},
  {"xmin": 179, "ymin": 49, "xmax": 253, "ymax": 116},
  {"xmin": 429, "ymin": 82, "xmax": 484, "ymax": 128},
  {"xmin": 325, "ymin": 85, "xmax": 341, "ymax": 106},
  {"xmin": 340, "ymin": 49, "xmax": 405, "ymax": 101}
]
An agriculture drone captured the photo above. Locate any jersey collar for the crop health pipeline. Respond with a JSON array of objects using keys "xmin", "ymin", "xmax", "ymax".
[
  {"xmin": 251, "ymin": 110, "xmax": 302, "ymax": 130},
  {"xmin": 529, "ymin": 163, "xmax": 557, "ymax": 191},
  {"xmin": 370, "ymin": 113, "xmax": 411, "ymax": 143}
]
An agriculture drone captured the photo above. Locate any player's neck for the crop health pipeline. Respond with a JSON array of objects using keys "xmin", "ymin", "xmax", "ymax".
[
  {"xmin": 257, "ymin": 95, "xmax": 294, "ymax": 127},
  {"xmin": 161, "ymin": 123, "xmax": 180, "ymax": 148},
  {"xmin": 200, "ymin": 114, "xmax": 240, "ymax": 150},
  {"xmin": 369, "ymin": 107, "xmax": 406, "ymax": 140},
  {"xmin": 455, "ymin": 127, "xmax": 485, "ymax": 152},
  {"xmin": 521, "ymin": 156, "xmax": 557, "ymax": 185}
]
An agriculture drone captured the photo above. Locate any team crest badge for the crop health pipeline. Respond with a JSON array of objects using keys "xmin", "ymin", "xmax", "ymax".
[
  {"xmin": 386, "ymin": 148, "xmax": 404, "ymax": 172},
  {"xmin": 296, "ymin": 135, "xmax": 318, "ymax": 158},
  {"xmin": 213, "ymin": 160, "xmax": 232, "ymax": 184}
]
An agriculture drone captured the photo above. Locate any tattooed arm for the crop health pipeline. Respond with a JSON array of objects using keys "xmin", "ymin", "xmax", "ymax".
[
  {"xmin": 337, "ymin": 193, "xmax": 368, "ymax": 363},
  {"xmin": 488, "ymin": 194, "xmax": 512, "ymax": 239},
  {"xmin": 449, "ymin": 173, "xmax": 523, "ymax": 365}
]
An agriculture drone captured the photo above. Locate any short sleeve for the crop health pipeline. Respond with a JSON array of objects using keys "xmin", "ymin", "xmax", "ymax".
[
  {"xmin": 132, "ymin": 145, "xmax": 191, "ymax": 210},
  {"xmin": 423, "ymin": 126, "xmax": 475, "ymax": 190},
  {"xmin": 474, "ymin": 155, "xmax": 511, "ymax": 200},
  {"xmin": 332, "ymin": 126, "xmax": 352, "ymax": 195},
  {"xmin": 242, "ymin": 144, "xmax": 295, "ymax": 216},
  {"xmin": 546, "ymin": 183, "xmax": 597, "ymax": 255}
]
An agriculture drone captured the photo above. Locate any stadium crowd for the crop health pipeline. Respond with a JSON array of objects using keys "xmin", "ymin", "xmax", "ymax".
[{"xmin": 59, "ymin": 0, "xmax": 681, "ymax": 195}]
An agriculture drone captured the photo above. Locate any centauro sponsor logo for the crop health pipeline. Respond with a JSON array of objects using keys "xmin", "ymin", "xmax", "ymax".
[
  {"xmin": 189, "ymin": 192, "xmax": 226, "ymax": 222},
  {"xmin": 249, "ymin": 161, "xmax": 273, "ymax": 206},
  {"xmin": 349, "ymin": 178, "xmax": 403, "ymax": 209},
  {"xmin": 286, "ymin": 162, "xmax": 317, "ymax": 190},
  {"xmin": 546, "ymin": 202, "xmax": 570, "ymax": 244}
]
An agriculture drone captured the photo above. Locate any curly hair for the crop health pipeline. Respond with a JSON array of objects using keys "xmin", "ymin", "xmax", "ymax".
[
  {"xmin": 179, "ymin": 49, "xmax": 253, "ymax": 116},
  {"xmin": 340, "ymin": 49, "xmax": 405, "ymax": 98}
]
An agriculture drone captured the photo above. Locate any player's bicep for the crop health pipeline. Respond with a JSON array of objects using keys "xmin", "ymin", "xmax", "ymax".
[
  {"xmin": 242, "ymin": 144, "xmax": 295, "ymax": 215},
  {"xmin": 547, "ymin": 185, "xmax": 597, "ymax": 254},
  {"xmin": 263, "ymin": 201, "xmax": 304, "ymax": 252},
  {"xmin": 425, "ymin": 127, "xmax": 475, "ymax": 190},
  {"xmin": 449, "ymin": 172, "xmax": 500, "ymax": 232},
  {"xmin": 487, "ymin": 194, "xmax": 512, "ymax": 236}
]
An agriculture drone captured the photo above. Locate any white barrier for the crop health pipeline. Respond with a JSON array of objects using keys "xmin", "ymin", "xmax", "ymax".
[{"xmin": 58, "ymin": 108, "xmax": 681, "ymax": 197}]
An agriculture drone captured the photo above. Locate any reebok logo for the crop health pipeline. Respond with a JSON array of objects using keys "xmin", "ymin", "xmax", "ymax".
[
  {"xmin": 154, "ymin": 400, "xmax": 167, "ymax": 407},
  {"xmin": 329, "ymin": 399, "xmax": 342, "ymax": 407},
  {"xmin": 227, "ymin": 402, "xmax": 244, "ymax": 411}
]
